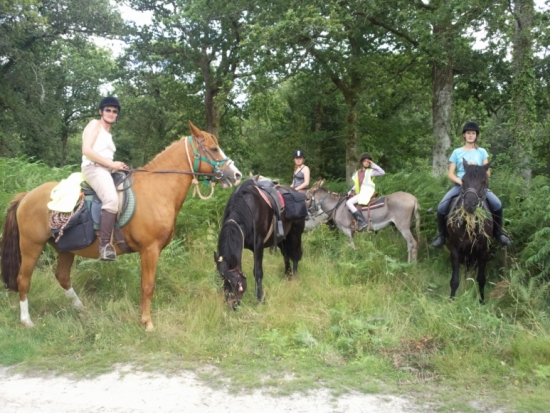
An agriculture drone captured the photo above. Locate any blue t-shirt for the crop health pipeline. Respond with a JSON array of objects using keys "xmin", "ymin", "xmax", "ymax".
[{"xmin": 449, "ymin": 147, "xmax": 488, "ymax": 179}]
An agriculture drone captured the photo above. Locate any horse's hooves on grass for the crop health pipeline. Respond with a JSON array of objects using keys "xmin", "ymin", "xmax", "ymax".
[
  {"xmin": 479, "ymin": 299, "xmax": 485, "ymax": 305},
  {"xmin": 21, "ymin": 319, "xmax": 35, "ymax": 328}
]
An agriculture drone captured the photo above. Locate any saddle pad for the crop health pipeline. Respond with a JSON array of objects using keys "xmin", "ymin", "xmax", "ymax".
[
  {"xmin": 359, "ymin": 196, "xmax": 385, "ymax": 211},
  {"xmin": 85, "ymin": 180, "xmax": 136, "ymax": 229}
]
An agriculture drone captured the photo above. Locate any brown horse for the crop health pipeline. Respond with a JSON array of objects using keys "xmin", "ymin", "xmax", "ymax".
[
  {"xmin": 1, "ymin": 121, "xmax": 242, "ymax": 331},
  {"xmin": 307, "ymin": 179, "xmax": 420, "ymax": 262}
]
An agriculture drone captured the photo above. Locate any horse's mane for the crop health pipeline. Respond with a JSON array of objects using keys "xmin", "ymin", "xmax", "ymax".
[
  {"xmin": 317, "ymin": 186, "xmax": 343, "ymax": 201},
  {"xmin": 218, "ymin": 179, "xmax": 258, "ymax": 265},
  {"xmin": 145, "ymin": 132, "xmax": 219, "ymax": 169},
  {"xmin": 463, "ymin": 164, "xmax": 487, "ymax": 185}
]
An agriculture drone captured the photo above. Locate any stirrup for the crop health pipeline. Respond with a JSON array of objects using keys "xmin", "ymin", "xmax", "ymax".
[
  {"xmin": 430, "ymin": 235, "xmax": 445, "ymax": 248},
  {"xmin": 357, "ymin": 221, "xmax": 368, "ymax": 231},
  {"xmin": 99, "ymin": 244, "xmax": 117, "ymax": 261},
  {"xmin": 497, "ymin": 234, "xmax": 512, "ymax": 247}
]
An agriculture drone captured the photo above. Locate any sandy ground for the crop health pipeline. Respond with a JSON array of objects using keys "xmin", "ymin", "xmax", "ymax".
[{"xmin": 0, "ymin": 366, "xmax": 428, "ymax": 413}]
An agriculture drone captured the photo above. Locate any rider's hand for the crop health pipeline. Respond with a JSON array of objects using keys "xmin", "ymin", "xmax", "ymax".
[{"xmin": 112, "ymin": 161, "xmax": 128, "ymax": 170}]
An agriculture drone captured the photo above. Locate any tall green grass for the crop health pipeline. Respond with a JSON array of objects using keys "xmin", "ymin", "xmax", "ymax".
[{"xmin": 1, "ymin": 158, "xmax": 549, "ymax": 411}]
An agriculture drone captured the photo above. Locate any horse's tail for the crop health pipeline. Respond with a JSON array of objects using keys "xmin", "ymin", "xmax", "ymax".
[
  {"xmin": 1, "ymin": 192, "xmax": 27, "ymax": 292},
  {"xmin": 413, "ymin": 198, "xmax": 421, "ymax": 240}
]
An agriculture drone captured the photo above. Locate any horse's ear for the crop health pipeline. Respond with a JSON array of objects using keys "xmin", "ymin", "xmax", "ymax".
[
  {"xmin": 214, "ymin": 251, "xmax": 218, "ymax": 263},
  {"xmin": 320, "ymin": 178, "xmax": 325, "ymax": 187},
  {"xmin": 188, "ymin": 121, "xmax": 201, "ymax": 137},
  {"xmin": 463, "ymin": 158, "xmax": 469, "ymax": 170},
  {"xmin": 483, "ymin": 162, "xmax": 491, "ymax": 171},
  {"xmin": 248, "ymin": 172, "xmax": 254, "ymax": 178}
]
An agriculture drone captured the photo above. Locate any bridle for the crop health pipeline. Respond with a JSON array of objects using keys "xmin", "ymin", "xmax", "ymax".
[
  {"xmin": 308, "ymin": 188, "xmax": 344, "ymax": 219},
  {"xmin": 218, "ymin": 219, "xmax": 247, "ymax": 294},
  {"xmin": 460, "ymin": 182, "xmax": 487, "ymax": 209},
  {"xmin": 308, "ymin": 188, "xmax": 330, "ymax": 217}
]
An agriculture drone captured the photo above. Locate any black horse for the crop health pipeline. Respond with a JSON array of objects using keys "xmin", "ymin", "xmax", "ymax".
[
  {"xmin": 214, "ymin": 178, "xmax": 305, "ymax": 307},
  {"xmin": 447, "ymin": 160, "xmax": 493, "ymax": 303}
]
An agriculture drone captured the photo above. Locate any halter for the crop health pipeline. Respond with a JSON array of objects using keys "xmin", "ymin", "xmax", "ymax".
[{"xmin": 186, "ymin": 136, "xmax": 233, "ymax": 183}]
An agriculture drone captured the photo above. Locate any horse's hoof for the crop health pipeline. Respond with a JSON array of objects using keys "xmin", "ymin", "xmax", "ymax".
[
  {"xmin": 145, "ymin": 322, "xmax": 155, "ymax": 332},
  {"xmin": 21, "ymin": 319, "xmax": 35, "ymax": 328}
]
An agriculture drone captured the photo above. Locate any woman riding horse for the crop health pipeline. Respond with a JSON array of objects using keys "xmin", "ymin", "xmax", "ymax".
[{"xmin": 430, "ymin": 122, "xmax": 512, "ymax": 248}]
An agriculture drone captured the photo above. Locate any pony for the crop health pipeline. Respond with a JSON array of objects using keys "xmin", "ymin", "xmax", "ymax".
[
  {"xmin": 307, "ymin": 179, "xmax": 420, "ymax": 262},
  {"xmin": 446, "ymin": 160, "xmax": 493, "ymax": 303},
  {"xmin": 1, "ymin": 121, "xmax": 242, "ymax": 331},
  {"xmin": 214, "ymin": 178, "xmax": 305, "ymax": 308}
]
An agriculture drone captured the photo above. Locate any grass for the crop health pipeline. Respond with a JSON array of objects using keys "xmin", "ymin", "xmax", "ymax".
[{"xmin": 1, "ymin": 158, "xmax": 550, "ymax": 411}]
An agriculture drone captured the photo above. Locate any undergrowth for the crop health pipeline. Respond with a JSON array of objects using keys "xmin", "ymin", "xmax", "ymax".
[{"xmin": 0, "ymin": 158, "xmax": 549, "ymax": 411}]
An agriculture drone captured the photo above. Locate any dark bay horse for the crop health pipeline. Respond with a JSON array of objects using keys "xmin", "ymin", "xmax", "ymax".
[
  {"xmin": 447, "ymin": 160, "xmax": 492, "ymax": 303},
  {"xmin": 1, "ymin": 121, "xmax": 242, "ymax": 331},
  {"xmin": 307, "ymin": 179, "xmax": 420, "ymax": 262},
  {"xmin": 214, "ymin": 178, "xmax": 305, "ymax": 307}
]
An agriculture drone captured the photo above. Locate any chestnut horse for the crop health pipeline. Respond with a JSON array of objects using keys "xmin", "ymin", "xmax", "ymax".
[{"xmin": 1, "ymin": 121, "xmax": 242, "ymax": 331}]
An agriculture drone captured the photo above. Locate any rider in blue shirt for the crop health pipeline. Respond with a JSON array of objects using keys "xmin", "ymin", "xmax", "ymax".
[{"xmin": 431, "ymin": 122, "xmax": 512, "ymax": 248}]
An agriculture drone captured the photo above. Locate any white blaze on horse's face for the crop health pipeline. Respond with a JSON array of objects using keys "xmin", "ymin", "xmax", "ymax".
[{"xmin": 217, "ymin": 148, "xmax": 242, "ymax": 188}]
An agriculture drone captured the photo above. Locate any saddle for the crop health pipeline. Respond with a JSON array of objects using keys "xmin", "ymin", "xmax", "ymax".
[
  {"xmin": 357, "ymin": 194, "xmax": 386, "ymax": 211},
  {"xmin": 50, "ymin": 171, "xmax": 136, "ymax": 253}
]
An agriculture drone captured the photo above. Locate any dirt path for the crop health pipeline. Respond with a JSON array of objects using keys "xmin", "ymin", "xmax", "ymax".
[{"xmin": 0, "ymin": 366, "xmax": 427, "ymax": 413}]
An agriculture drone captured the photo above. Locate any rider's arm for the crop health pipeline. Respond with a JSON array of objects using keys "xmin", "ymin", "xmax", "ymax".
[
  {"xmin": 82, "ymin": 120, "xmax": 127, "ymax": 170},
  {"xmin": 294, "ymin": 166, "xmax": 310, "ymax": 191},
  {"xmin": 370, "ymin": 162, "xmax": 385, "ymax": 177},
  {"xmin": 483, "ymin": 158, "xmax": 491, "ymax": 177},
  {"xmin": 448, "ymin": 162, "xmax": 462, "ymax": 186}
]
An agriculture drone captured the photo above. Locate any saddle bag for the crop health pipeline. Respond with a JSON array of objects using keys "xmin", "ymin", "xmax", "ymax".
[
  {"xmin": 282, "ymin": 191, "xmax": 308, "ymax": 220},
  {"xmin": 53, "ymin": 206, "xmax": 96, "ymax": 252}
]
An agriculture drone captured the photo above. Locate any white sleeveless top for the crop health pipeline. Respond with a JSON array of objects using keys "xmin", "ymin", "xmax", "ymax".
[{"xmin": 81, "ymin": 126, "xmax": 116, "ymax": 167}]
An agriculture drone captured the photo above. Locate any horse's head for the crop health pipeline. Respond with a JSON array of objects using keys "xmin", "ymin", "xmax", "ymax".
[
  {"xmin": 188, "ymin": 121, "xmax": 242, "ymax": 188},
  {"xmin": 214, "ymin": 252, "xmax": 247, "ymax": 309},
  {"xmin": 461, "ymin": 159, "xmax": 490, "ymax": 213},
  {"xmin": 306, "ymin": 179, "xmax": 327, "ymax": 214}
]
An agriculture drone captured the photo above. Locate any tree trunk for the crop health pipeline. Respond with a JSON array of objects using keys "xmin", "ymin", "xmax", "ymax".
[
  {"xmin": 204, "ymin": 86, "xmax": 221, "ymax": 137},
  {"xmin": 60, "ymin": 128, "xmax": 68, "ymax": 167},
  {"xmin": 511, "ymin": 0, "xmax": 535, "ymax": 182},
  {"xmin": 345, "ymin": 103, "xmax": 359, "ymax": 185},
  {"xmin": 432, "ymin": 60, "xmax": 453, "ymax": 177}
]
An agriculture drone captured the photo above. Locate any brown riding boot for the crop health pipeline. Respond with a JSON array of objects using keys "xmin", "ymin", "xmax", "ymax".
[{"xmin": 99, "ymin": 210, "xmax": 117, "ymax": 261}]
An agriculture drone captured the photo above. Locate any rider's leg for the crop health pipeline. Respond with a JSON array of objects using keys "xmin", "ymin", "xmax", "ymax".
[
  {"xmin": 486, "ymin": 190, "xmax": 512, "ymax": 246},
  {"xmin": 82, "ymin": 164, "xmax": 119, "ymax": 260},
  {"xmin": 346, "ymin": 195, "xmax": 368, "ymax": 231},
  {"xmin": 431, "ymin": 185, "xmax": 460, "ymax": 248}
]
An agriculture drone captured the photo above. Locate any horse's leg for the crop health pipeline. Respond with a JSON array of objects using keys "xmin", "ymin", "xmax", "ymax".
[
  {"xmin": 253, "ymin": 244, "xmax": 265, "ymax": 302},
  {"xmin": 54, "ymin": 251, "xmax": 83, "ymax": 311},
  {"xmin": 477, "ymin": 258, "xmax": 487, "ymax": 304},
  {"xmin": 396, "ymin": 226, "xmax": 418, "ymax": 263},
  {"xmin": 279, "ymin": 239, "xmax": 292, "ymax": 276},
  {"xmin": 139, "ymin": 247, "xmax": 161, "ymax": 332},
  {"xmin": 17, "ymin": 239, "xmax": 46, "ymax": 328},
  {"xmin": 450, "ymin": 247, "xmax": 461, "ymax": 299}
]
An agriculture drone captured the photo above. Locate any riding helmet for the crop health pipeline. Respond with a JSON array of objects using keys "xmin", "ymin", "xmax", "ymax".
[
  {"xmin": 359, "ymin": 152, "xmax": 373, "ymax": 162},
  {"xmin": 293, "ymin": 150, "xmax": 305, "ymax": 158},
  {"xmin": 462, "ymin": 121, "xmax": 479, "ymax": 135},
  {"xmin": 98, "ymin": 96, "xmax": 121, "ymax": 112}
]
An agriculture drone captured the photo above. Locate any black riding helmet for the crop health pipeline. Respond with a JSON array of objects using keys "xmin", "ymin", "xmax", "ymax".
[
  {"xmin": 359, "ymin": 152, "xmax": 372, "ymax": 162},
  {"xmin": 293, "ymin": 150, "xmax": 305, "ymax": 158},
  {"xmin": 98, "ymin": 96, "xmax": 121, "ymax": 113},
  {"xmin": 462, "ymin": 121, "xmax": 479, "ymax": 135}
]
